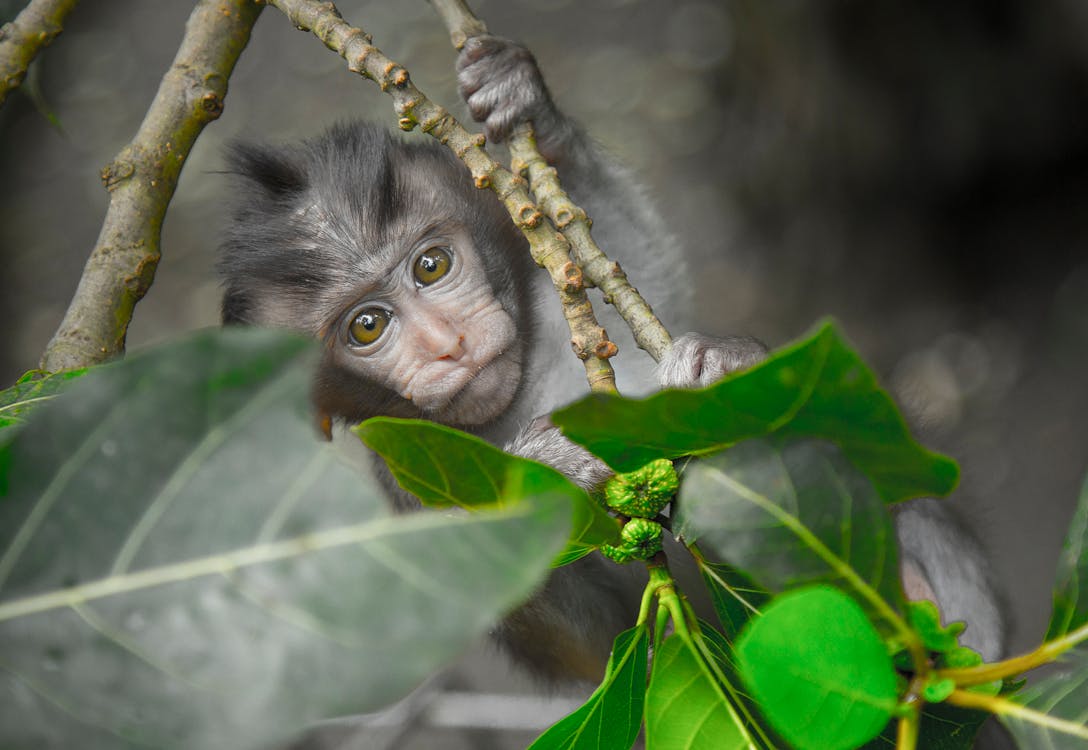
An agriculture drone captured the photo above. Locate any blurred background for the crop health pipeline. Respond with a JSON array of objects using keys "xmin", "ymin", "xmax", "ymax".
[{"xmin": 1, "ymin": 0, "xmax": 1086, "ymax": 747}]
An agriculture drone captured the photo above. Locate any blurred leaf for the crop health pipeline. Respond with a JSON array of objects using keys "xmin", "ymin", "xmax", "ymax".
[
  {"xmin": 528, "ymin": 624, "xmax": 648, "ymax": 750},
  {"xmin": 645, "ymin": 634, "xmax": 759, "ymax": 750},
  {"xmin": 0, "ymin": 328, "xmax": 569, "ymax": 750},
  {"xmin": 1048, "ymin": 475, "xmax": 1088, "ymax": 640},
  {"xmin": 674, "ymin": 439, "xmax": 903, "ymax": 630},
  {"xmin": 736, "ymin": 585, "xmax": 899, "ymax": 750},
  {"xmin": 1000, "ymin": 647, "xmax": 1088, "ymax": 747},
  {"xmin": 553, "ymin": 321, "xmax": 958, "ymax": 503},
  {"xmin": 357, "ymin": 417, "xmax": 620, "ymax": 565},
  {"xmin": 0, "ymin": 368, "xmax": 88, "ymax": 447}
]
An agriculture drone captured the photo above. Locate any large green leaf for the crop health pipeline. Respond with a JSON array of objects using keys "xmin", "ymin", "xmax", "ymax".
[
  {"xmin": 644, "ymin": 634, "xmax": 759, "ymax": 750},
  {"xmin": 553, "ymin": 321, "xmax": 958, "ymax": 503},
  {"xmin": 528, "ymin": 624, "xmax": 649, "ymax": 750},
  {"xmin": 0, "ymin": 329, "xmax": 569, "ymax": 750},
  {"xmin": 1001, "ymin": 647, "xmax": 1088, "ymax": 747},
  {"xmin": 674, "ymin": 438, "xmax": 904, "ymax": 630},
  {"xmin": 357, "ymin": 417, "xmax": 620, "ymax": 565},
  {"xmin": 735, "ymin": 585, "xmax": 899, "ymax": 750},
  {"xmin": 1048, "ymin": 475, "xmax": 1088, "ymax": 640}
]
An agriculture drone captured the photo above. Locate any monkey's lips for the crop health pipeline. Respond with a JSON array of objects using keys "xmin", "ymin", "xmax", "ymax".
[{"xmin": 406, "ymin": 349, "xmax": 521, "ymax": 425}]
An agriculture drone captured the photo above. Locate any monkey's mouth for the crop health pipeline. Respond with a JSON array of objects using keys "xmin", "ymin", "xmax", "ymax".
[{"xmin": 409, "ymin": 348, "xmax": 521, "ymax": 426}]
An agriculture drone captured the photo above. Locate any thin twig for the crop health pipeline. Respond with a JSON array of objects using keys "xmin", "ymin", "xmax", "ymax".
[
  {"xmin": 40, "ymin": 0, "xmax": 262, "ymax": 372},
  {"xmin": 429, "ymin": 0, "xmax": 673, "ymax": 362},
  {"xmin": 0, "ymin": 0, "xmax": 79, "ymax": 108},
  {"xmin": 266, "ymin": 0, "xmax": 618, "ymax": 393}
]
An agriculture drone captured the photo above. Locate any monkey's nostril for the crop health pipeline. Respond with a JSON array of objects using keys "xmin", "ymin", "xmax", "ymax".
[{"xmin": 437, "ymin": 334, "xmax": 467, "ymax": 361}]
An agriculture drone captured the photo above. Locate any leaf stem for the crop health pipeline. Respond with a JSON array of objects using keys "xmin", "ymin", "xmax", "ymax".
[
  {"xmin": 947, "ymin": 689, "xmax": 1088, "ymax": 739},
  {"xmin": 938, "ymin": 622, "xmax": 1088, "ymax": 686},
  {"xmin": 896, "ymin": 705, "xmax": 920, "ymax": 750},
  {"xmin": 637, "ymin": 570, "xmax": 657, "ymax": 627}
]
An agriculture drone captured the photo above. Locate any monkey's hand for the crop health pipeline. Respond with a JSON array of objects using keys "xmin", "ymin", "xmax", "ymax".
[
  {"xmin": 505, "ymin": 415, "xmax": 611, "ymax": 492},
  {"xmin": 457, "ymin": 35, "xmax": 564, "ymax": 151},
  {"xmin": 656, "ymin": 333, "xmax": 768, "ymax": 389}
]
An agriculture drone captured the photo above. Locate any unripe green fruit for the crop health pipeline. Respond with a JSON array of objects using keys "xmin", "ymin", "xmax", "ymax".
[
  {"xmin": 603, "ymin": 458, "xmax": 678, "ymax": 518},
  {"xmin": 600, "ymin": 517, "xmax": 664, "ymax": 564}
]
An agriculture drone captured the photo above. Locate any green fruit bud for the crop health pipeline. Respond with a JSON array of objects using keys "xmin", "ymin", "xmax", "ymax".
[
  {"xmin": 603, "ymin": 458, "xmax": 679, "ymax": 518},
  {"xmin": 599, "ymin": 518, "xmax": 665, "ymax": 564},
  {"xmin": 921, "ymin": 677, "xmax": 955, "ymax": 703},
  {"xmin": 600, "ymin": 543, "xmax": 636, "ymax": 564}
]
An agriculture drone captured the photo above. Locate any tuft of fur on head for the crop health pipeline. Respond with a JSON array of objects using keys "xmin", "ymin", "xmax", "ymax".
[{"xmin": 218, "ymin": 121, "xmax": 534, "ymax": 339}]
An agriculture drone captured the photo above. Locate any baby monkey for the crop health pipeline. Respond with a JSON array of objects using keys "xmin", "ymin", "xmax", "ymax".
[{"xmin": 219, "ymin": 36, "xmax": 1004, "ymax": 682}]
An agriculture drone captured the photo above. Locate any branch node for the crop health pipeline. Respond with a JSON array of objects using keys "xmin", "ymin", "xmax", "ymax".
[
  {"xmin": 561, "ymin": 260, "xmax": 583, "ymax": 292},
  {"xmin": 595, "ymin": 340, "xmax": 619, "ymax": 359},
  {"xmin": 516, "ymin": 205, "xmax": 543, "ymax": 228},
  {"xmin": 100, "ymin": 161, "xmax": 135, "ymax": 190},
  {"xmin": 200, "ymin": 92, "xmax": 224, "ymax": 116}
]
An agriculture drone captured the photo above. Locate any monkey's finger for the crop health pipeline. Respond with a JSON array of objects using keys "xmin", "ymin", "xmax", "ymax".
[{"xmin": 457, "ymin": 34, "xmax": 522, "ymax": 71}]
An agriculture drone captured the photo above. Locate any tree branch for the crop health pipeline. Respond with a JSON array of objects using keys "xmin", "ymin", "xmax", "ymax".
[
  {"xmin": 429, "ymin": 0, "xmax": 674, "ymax": 363},
  {"xmin": 40, "ymin": 0, "xmax": 262, "ymax": 372},
  {"xmin": 0, "ymin": 0, "xmax": 79, "ymax": 108},
  {"xmin": 266, "ymin": 0, "xmax": 619, "ymax": 393}
]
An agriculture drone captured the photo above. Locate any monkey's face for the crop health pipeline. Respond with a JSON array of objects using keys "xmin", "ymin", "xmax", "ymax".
[{"xmin": 324, "ymin": 226, "xmax": 523, "ymax": 426}]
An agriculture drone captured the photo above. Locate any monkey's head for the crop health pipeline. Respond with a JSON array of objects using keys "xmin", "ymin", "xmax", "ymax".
[{"xmin": 219, "ymin": 122, "xmax": 536, "ymax": 428}]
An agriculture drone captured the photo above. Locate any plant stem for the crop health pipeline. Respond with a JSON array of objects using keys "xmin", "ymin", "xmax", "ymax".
[
  {"xmin": 429, "ymin": 0, "xmax": 671, "ymax": 363},
  {"xmin": 40, "ymin": 0, "xmax": 261, "ymax": 371},
  {"xmin": 947, "ymin": 689, "xmax": 1088, "ymax": 740},
  {"xmin": 0, "ymin": 0, "xmax": 79, "ymax": 107},
  {"xmin": 896, "ymin": 705, "xmax": 920, "ymax": 750}
]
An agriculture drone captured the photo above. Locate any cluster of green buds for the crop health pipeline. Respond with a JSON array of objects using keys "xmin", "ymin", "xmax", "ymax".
[{"xmin": 599, "ymin": 459, "xmax": 679, "ymax": 564}]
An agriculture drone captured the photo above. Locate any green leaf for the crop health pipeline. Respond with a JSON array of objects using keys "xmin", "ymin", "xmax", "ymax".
[
  {"xmin": 529, "ymin": 624, "xmax": 649, "ymax": 750},
  {"xmin": 735, "ymin": 585, "xmax": 899, "ymax": 750},
  {"xmin": 0, "ymin": 367, "xmax": 89, "ymax": 447},
  {"xmin": 1001, "ymin": 646, "xmax": 1088, "ymax": 747},
  {"xmin": 674, "ymin": 438, "xmax": 904, "ymax": 630},
  {"xmin": 907, "ymin": 599, "xmax": 966, "ymax": 653},
  {"xmin": 645, "ymin": 634, "xmax": 759, "ymax": 750},
  {"xmin": 859, "ymin": 702, "xmax": 988, "ymax": 750},
  {"xmin": 1048, "ymin": 475, "xmax": 1088, "ymax": 640},
  {"xmin": 0, "ymin": 329, "xmax": 570, "ymax": 750},
  {"xmin": 699, "ymin": 561, "xmax": 771, "ymax": 642},
  {"xmin": 553, "ymin": 321, "xmax": 958, "ymax": 503},
  {"xmin": 357, "ymin": 417, "xmax": 620, "ymax": 564}
]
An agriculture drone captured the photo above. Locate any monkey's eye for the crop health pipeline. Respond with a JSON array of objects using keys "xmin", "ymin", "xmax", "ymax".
[
  {"xmin": 413, "ymin": 247, "xmax": 452, "ymax": 286},
  {"xmin": 348, "ymin": 307, "xmax": 391, "ymax": 346}
]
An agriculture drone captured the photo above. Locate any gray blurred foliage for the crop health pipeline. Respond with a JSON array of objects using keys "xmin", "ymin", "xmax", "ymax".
[{"xmin": 1, "ymin": 0, "xmax": 1087, "ymax": 740}]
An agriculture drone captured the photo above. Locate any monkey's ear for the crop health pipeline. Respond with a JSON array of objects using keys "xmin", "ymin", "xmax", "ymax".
[{"xmin": 224, "ymin": 141, "xmax": 307, "ymax": 196}]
